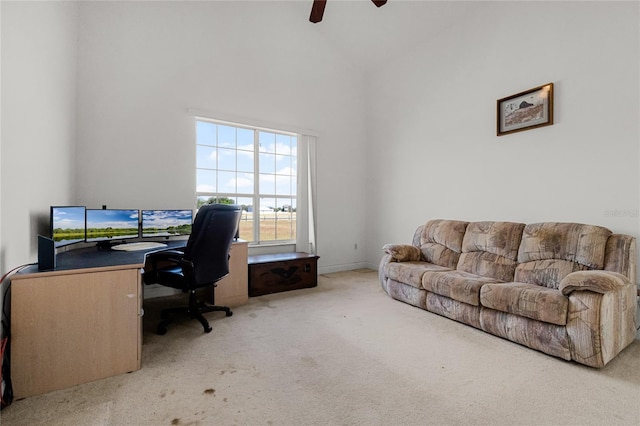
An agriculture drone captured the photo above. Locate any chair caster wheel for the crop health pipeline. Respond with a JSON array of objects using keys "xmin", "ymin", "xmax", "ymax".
[
  {"xmin": 157, "ymin": 325, "xmax": 168, "ymax": 335},
  {"xmin": 226, "ymin": 311, "xmax": 233, "ymax": 317},
  {"xmin": 204, "ymin": 325, "xmax": 213, "ymax": 333}
]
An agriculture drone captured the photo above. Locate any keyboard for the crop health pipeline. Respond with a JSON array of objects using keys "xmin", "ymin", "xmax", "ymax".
[{"xmin": 111, "ymin": 242, "xmax": 168, "ymax": 251}]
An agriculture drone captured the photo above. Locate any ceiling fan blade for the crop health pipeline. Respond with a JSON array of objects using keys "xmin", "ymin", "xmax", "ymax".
[
  {"xmin": 310, "ymin": 0, "xmax": 327, "ymax": 23},
  {"xmin": 372, "ymin": 0, "xmax": 387, "ymax": 7}
]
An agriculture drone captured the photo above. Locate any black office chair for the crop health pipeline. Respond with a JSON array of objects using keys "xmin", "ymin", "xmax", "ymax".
[{"xmin": 143, "ymin": 204, "xmax": 242, "ymax": 335}]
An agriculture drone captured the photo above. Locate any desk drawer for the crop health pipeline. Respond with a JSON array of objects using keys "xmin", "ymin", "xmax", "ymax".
[{"xmin": 248, "ymin": 253, "xmax": 319, "ymax": 297}]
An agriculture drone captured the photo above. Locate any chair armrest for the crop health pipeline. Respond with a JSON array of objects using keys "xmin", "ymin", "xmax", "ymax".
[
  {"xmin": 143, "ymin": 248, "xmax": 191, "ymax": 283},
  {"xmin": 559, "ymin": 270, "xmax": 631, "ymax": 296},
  {"xmin": 146, "ymin": 248, "xmax": 186, "ymax": 262},
  {"xmin": 382, "ymin": 244, "xmax": 421, "ymax": 262}
]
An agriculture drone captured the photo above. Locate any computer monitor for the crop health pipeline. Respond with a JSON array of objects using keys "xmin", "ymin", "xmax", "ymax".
[
  {"xmin": 85, "ymin": 209, "xmax": 140, "ymax": 243},
  {"xmin": 50, "ymin": 206, "xmax": 86, "ymax": 248},
  {"xmin": 141, "ymin": 209, "xmax": 193, "ymax": 238}
]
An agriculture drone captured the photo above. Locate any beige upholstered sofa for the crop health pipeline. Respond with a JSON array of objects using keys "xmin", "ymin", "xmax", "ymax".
[{"xmin": 379, "ymin": 220, "xmax": 638, "ymax": 368}]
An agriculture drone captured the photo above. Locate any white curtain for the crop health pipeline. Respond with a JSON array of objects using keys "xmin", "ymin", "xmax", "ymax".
[{"xmin": 296, "ymin": 135, "xmax": 317, "ymax": 254}]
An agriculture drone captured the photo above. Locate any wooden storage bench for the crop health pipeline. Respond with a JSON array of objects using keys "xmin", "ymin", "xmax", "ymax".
[{"xmin": 248, "ymin": 252, "xmax": 319, "ymax": 296}]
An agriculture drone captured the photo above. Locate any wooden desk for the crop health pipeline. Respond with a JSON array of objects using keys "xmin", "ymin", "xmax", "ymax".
[{"xmin": 10, "ymin": 240, "xmax": 247, "ymax": 399}]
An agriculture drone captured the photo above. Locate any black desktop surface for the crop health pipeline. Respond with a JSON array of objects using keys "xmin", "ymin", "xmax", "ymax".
[{"xmin": 20, "ymin": 240, "xmax": 187, "ymax": 274}]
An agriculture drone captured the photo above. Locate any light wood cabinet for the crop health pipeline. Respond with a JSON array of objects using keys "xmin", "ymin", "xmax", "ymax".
[
  {"xmin": 11, "ymin": 266, "xmax": 142, "ymax": 399},
  {"xmin": 212, "ymin": 240, "xmax": 249, "ymax": 306}
]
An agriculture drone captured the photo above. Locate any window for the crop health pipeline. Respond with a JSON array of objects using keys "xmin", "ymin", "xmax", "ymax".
[{"xmin": 195, "ymin": 118, "xmax": 298, "ymax": 245}]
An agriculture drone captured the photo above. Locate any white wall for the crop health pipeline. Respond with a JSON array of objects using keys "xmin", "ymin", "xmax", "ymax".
[
  {"xmin": 365, "ymin": 2, "xmax": 640, "ymax": 275},
  {"xmin": 0, "ymin": 2, "xmax": 78, "ymax": 272},
  {"xmin": 3, "ymin": 1, "xmax": 638, "ymax": 277},
  {"xmin": 74, "ymin": 1, "xmax": 369, "ymax": 273}
]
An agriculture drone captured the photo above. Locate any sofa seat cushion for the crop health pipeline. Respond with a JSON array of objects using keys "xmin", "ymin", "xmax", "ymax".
[
  {"xmin": 422, "ymin": 270, "xmax": 504, "ymax": 306},
  {"xmin": 386, "ymin": 261, "xmax": 451, "ymax": 289},
  {"xmin": 480, "ymin": 282, "xmax": 569, "ymax": 326}
]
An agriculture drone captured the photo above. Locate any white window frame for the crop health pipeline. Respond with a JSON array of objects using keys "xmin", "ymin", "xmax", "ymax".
[{"xmin": 195, "ymin": 116, "xmax": 299, "ymax": 247}]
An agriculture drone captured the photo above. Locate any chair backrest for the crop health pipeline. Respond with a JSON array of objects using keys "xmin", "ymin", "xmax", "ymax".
[{"xmin": 184, "ymin": 204, "xmax": 242, "ymax": 286}]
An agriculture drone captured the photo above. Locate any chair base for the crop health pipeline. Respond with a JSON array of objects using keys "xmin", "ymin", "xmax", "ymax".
[{"xmin": 157, "ymin": 289, "xmax": 233, "ymax": 335}]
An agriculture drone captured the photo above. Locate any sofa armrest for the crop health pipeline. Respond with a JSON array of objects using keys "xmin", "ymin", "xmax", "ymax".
[
  {"xmin": 561, "ymin": 270, "xmax": 637, "ymax": 368},
  {"xmin": 382, "ymin": 244, "xmax": 421, "ymax": 262},
  {"xmin": 559, "ymin": 270, "xmax": 630, "ymax": 296}
]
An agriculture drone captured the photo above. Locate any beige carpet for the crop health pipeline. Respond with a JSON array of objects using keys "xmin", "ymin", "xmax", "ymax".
[{"xmin": 2, "ymin": 269, "xmax": 639, "ymax": 426}]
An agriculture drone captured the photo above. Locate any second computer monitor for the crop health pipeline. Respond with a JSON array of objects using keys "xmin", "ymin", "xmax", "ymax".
[
  {"xmin": 141, "ymin": 209, "xmax": 193, "ymax": 238},
  {"xmin": 86, "ymin": 209, "xmax": 140, "ymax": 243}
]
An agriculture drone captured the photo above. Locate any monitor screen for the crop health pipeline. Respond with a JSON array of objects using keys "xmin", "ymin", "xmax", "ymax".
[
  {"xmin": 141, "ymin": 209, "xmax": 193, "ymax": 238},
  {"xmin": 50, "ymin": 206, "xmax": 86, "ymax": 248},
  {"xmin": 86, "ymin": 209, "xmax": 140, "ymax": 243}
]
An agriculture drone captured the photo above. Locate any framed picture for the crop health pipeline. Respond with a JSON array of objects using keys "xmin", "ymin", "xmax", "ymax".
[{"xmin": 497, "ymin": 83, "xmax": 554, "ymax": 136}]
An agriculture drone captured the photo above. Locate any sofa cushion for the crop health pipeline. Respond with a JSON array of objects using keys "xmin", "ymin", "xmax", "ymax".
[
  {"xmin": 516, "ymin": 222, "xmax": 611, "ymax": 288},
  {"xmin": 515, "ymin": 259, "xmax": 588, "ymax": 289},
  {"xmin": 457, "ymin": 221, "xmax": 524, "ymax": 282},
  {"xmin": 604, "ymin": 234, "xmax": 637, "ymax": 284},
  {"xmin": 419, "ymin": 220, "xmax": 469, "ymax": 268},
  {"xmin": 480, "ymin": 282, "xmax": 569, "ymax": 326},
  {"xmin": 386, "ymin": 261, "xmax": 451, "ymax": 289},
  {"xmin": 423, "ymin": 270, "xmax": 504, "ymax": 306},
  {"xmin": 462, "ymin": 221, "xmax": 525, "ymax": 260}
]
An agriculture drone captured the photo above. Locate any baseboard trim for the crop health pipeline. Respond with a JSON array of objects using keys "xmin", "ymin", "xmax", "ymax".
[{"xmin": 318, "ymin": 262, "xmax": 371, "ymax": 275}]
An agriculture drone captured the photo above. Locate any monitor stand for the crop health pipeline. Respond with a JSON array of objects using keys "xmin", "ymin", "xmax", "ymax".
[{"xmin": 96, "ymin": 240, "xmax": 125, "ymax": 250}]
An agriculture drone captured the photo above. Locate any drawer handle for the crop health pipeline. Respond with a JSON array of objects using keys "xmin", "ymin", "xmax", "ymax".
[{"xmin": 271, "ymin": 266, "xmax": 299, "ymax": 279}]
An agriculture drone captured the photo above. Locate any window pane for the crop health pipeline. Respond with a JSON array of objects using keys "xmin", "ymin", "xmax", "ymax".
[
  {"xmin": 236, "ymin": 196, "xmax": 252, "ymax": 211},
  {"xmin": 259, "ymin": 131, "xmax": 276, "ymax": 153},
  {"xmin": 217, "ymin": 147, "xmax": 236, "ymax": 171},
  {"xmin": 275, "ymin": 175, "xmax": 291, "ymax": 196},
  {"xmin": 275, "ymin": 134, "xmax": 291, "ymax": 154},
  {"xmin": 260, "ymin": 197, "xmax": 276, "ymax": 212},
  {"xmin": 237, "ymin": 128, "xmax": 254, "ymax": 151},
  {"xmin": 197, "ymin": 195, "xmax": 213, "ymax": 208},
  {"xmin": 259, "ymin": 173, "xmax": 275, "ymax": 195},
  {"xmin": 196, "ymin": 170, "xmax": 216, "ymax": 193},
  {"xmin": 259, "ymin": 153, "xmax": 276, "ymax": 174},
  {"xmin": 237, "ymin": 150, "xmax": 254, "ymax": 173},
  {"xmin": 236, "ymin": 172, "xmax": 254, "ymax": 195},
  {"xmin": 218, "ymin": 125, "xmax": 236, "ymax": 148},
  {"xmin": 276, "ymin": 213, "xmax": 295, "ymax": 240},
  {"xmin": 196, "ymin": 121, "xmax": 216, "ymax": 147},
  {"xmin": 196, "ymin": 145, "xmax": 216, "ymax": 169},
  {"xmin": 258, "ymin": 197, "xmax": 275, "ymax": 241},
  {"xmin": 275, "ymin": 154, "xmax": 291, "ymax": 174},
  {"xmin": 238, "ymin": 210, "xmax": 253, "ymax": 241},
  {"xmin": 289, "ymin": 199, "xmax": 297, "ymax": 241},
  {"xmin": 218, "ymin": 171, "xmax": 236, "ymax": 193}
]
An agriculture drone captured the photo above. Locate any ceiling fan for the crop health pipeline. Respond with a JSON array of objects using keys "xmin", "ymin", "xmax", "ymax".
[{"xmin": 310, "ymin": 0, "xmax": 388, "ymax": 23}]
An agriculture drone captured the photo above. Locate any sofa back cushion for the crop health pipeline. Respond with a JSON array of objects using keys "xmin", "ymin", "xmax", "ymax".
[
  {"xmin": 604, "ymin": 234, "xmax": 637, "ymax": 284},
  {"xmin": 515, "ymin": 222, "xmax": 612, "ymax": 289},
  {"xmin": 457, "ymin": 221, "xmax": 525, "ymax": 282},
  {"xmin": 420, "ymin": 220, "xmax": 469, "ymax": 268}
]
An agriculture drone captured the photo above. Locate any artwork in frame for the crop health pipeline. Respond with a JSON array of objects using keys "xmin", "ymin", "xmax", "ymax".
[{"xmin": 497, "ymin": 83, "xmax": 554, "ymax": 136}]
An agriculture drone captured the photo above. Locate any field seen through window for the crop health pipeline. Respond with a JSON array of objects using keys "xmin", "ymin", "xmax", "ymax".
[{"xmin": 237, "ymin": 211, "xmax": 296, "ymax": 242}]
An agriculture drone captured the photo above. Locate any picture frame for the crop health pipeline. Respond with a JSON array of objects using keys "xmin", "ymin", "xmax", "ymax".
[{"xmin": 497, "ymin": 83, "xmax": 554, "ymax": 136}]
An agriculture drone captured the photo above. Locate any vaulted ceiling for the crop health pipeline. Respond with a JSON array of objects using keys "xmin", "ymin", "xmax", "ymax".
[{"xmin": 294, "ymin": 0, "xmax": 482, "ymax": 72}]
